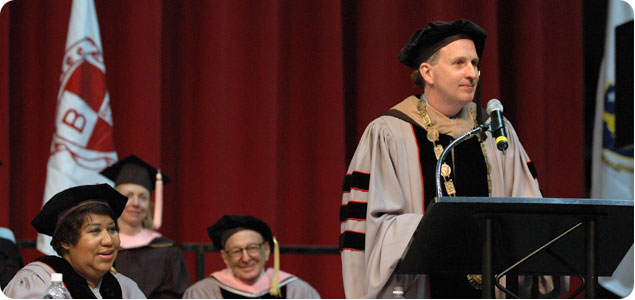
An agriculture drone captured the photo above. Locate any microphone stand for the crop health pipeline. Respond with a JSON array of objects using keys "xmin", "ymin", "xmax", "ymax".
[{"xmin": 435, "ymin": 124, "xmax": 490, "ymax": 201}]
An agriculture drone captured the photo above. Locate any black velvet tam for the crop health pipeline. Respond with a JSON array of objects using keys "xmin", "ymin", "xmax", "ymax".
[
  {"xmin": 207, "ymin": 215, "xmax": 274, "ymax": 249},
  {"xmin": 398, "ymin": 18, "xmax": 487, "ymax": 69},
  {"xmin": 31, "ymin": 184, "xmax": 127, "ymax": 236}
]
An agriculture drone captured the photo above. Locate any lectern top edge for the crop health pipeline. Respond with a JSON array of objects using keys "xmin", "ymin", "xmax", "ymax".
[{"xmin": 436, "ymin": 196, "xmax": 634, "ymax": 207}]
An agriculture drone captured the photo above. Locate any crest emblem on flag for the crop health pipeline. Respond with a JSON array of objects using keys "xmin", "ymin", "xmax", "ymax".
[{"xmin": 52, "ymin": 37, "xmax": 116, "ymax": 171}]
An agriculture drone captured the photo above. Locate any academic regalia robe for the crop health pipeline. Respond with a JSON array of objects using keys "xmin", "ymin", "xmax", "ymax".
[
  {"xmin": 114, "ymin": 231, "xmax": 191, "ymax": 298},
  {"xmin": 0, "ymin": 237, "xmax": 22, "ymax": 290},
  {"xmin": 339, "ymin": 96, "xmax": 567, "ymax": 298},
  {"xmin": 183, "ymin": 268, "xmax": 320, "ymax": 299},
  {"xmin": 2, "ymin": 256, "xmax": 145, "ymax": 299}
]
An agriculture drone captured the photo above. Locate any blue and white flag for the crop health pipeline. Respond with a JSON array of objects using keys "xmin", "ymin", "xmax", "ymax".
[{"xmin": 591, "ymin": 0, "xmax": 634, "ymax": 297}]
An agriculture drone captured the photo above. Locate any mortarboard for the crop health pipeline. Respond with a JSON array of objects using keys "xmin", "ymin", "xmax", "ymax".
[
  {"xmin": 207, "ymin": 215, "xmax": 282, "ymax": 297},
  {"xmin": 397, "ymin": 18, "xmax": 487, "ymax": 69},
  {"xmin": 31, "ymin": 184, "xmax": 127, "ymax": 236},
  {"xmin": 99, "ymin": 154, "xmax": 171, "ymax": 192},
  {"xmin": 99, "ymin": 154, "xmax": 170, "ymax": 230}
]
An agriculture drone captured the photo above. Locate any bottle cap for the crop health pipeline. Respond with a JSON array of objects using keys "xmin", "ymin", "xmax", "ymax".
[
  {"xmin": 51, "ymin": 273, "xmax": 63, "ymax": 282},
  {"xmin": 392, "ymin": 286, "xmax": 404, "ymax": 298}
]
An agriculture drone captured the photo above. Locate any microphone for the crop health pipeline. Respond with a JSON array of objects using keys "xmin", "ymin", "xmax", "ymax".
[{"xmin": 486, "ymin": 99, "xmax": 509, "ymax": 151}]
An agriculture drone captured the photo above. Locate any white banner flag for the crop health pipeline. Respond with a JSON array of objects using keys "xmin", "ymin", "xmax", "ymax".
[
  {"xmin": 590, "ymin": 0, "xmax": 634, "ymax": 297},
  {"xmin": 37, "ymin": 0, "xmax": 118, "ymax": 255}
]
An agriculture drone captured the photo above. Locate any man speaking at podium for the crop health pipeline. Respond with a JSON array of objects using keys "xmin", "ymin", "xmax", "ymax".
[{"xmin": 338, "ymin": 19, "xmax": 568, "ymax": 298}]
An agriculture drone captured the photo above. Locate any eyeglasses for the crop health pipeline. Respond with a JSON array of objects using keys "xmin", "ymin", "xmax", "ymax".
[{"xmin": 224, "ymin": 243, "xmax": 264, "ymax": 259}]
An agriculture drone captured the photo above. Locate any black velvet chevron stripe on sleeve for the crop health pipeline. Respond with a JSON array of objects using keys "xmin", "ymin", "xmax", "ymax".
[
  {"xmin": 339, "ymin": 201, "xmax": 368, "ymax": 221},
  {"xmin": 341, "ymin": 171, "xmax": 370, "ymax": 192},
  {"xmin": 527, "ymin": 161, "xmax": 538, "ymax": 179},
  {"xmin": 338, "ymin": 231, "xmax": 365, "ymax": 251}
]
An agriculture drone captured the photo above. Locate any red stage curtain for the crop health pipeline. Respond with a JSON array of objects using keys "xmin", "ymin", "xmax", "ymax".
[
  {"xmin": 1, "ymin": 1, "xmax": 583, "ymax": 298},
  {"xmin": 0, "ymin": 2, "xmax": 10, "ymax": 228}
]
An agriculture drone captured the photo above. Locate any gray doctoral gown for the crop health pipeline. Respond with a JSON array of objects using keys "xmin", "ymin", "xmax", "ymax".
[
  {"xmin": 183, "ymin": 268, "xmax": 320, "ymax": 299},
  {"xmin": 339, "ymin": 96, "xmax": 568, "ymax": 298},
  {"xmin": 3, "ymin": 261, "xmax": 146, "ymax": 299}
]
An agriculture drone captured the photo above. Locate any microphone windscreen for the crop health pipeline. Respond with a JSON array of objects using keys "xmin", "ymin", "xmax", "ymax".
[{"xmin": 486, "ymin": 98, "xmax": 503, "ymax": 114}]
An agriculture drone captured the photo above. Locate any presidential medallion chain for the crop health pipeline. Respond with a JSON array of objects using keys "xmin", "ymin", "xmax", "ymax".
[
  {"xmin": 417, "ymin": 95, "xmax": 492, "ymax": 197},
  {"xmin": 418, "ymin": 94, "xmax": 492, "ymax": 289}
]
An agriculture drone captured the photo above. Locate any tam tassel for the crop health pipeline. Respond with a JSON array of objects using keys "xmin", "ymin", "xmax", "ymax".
[
  {"xmin": 269, "ymin": 236, "xmax": 281, "ymax": 297},
  {"xmin": 153, "ymin": 170, "xmax": 163, "ymax": 230}
]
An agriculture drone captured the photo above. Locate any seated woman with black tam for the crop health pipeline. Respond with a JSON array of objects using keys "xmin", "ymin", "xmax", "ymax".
[{"xmin": 2, "ymin": 184, "xmax": 146, "ymax": 298}]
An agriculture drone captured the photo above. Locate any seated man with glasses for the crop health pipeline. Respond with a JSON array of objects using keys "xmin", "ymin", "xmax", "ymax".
[{"xmin": 183, "ymin": 215, "xmax": 320, "ymax": 298}]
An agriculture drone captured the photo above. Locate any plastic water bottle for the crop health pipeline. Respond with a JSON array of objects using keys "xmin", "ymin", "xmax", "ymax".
[{"xmin": 43, "ymin": 273, "xmax": 71, "ymax": 299}]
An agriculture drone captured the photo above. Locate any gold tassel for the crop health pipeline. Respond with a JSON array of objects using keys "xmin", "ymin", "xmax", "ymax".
[
  {"xmin": 153, "ymin": 170, "xmax": 163, "ymax": 230},
  {"xmin": 269, "ymin": 236, "xmax": 281, "ymax": 297}
]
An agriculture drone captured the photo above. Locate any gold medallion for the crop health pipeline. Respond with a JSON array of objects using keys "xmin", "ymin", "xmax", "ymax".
[
  {"xmin": 444, "ymin": 179, "xmax": 456, "ymax": 195},
  {"xmin": 434, "ymin": 144, "xmax": 444, "ymax": 160},
  {"xmin": 427, "ymin": 129, "xmax": 439, "ymax": 143},
  {"xmin": 467, "ymin": 274, "xmax": 482, "ymax": 290},
  {"xmin": 440, "ymin": 163, "xmax": 451, "ymax": 177},
  {"xmin": 421, "ymin": 113, "xmax": 432, "ymax": 126},
  {"xmin": 417, "ymin": 100, "xmax": 426, "ymax": 112}
]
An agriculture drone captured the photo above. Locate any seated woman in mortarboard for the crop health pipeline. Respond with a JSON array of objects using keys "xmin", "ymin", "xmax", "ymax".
[
  {"xmin": 183, "ymin": 215, "xmax": 320, "ymax": 299},
  {"xmin": 99, "ymin": 154, "xmax": 191, "ymax": 298},
  {"xmin": 2, "ymin": 184, "xmax": 146, "ymax": 298}
]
